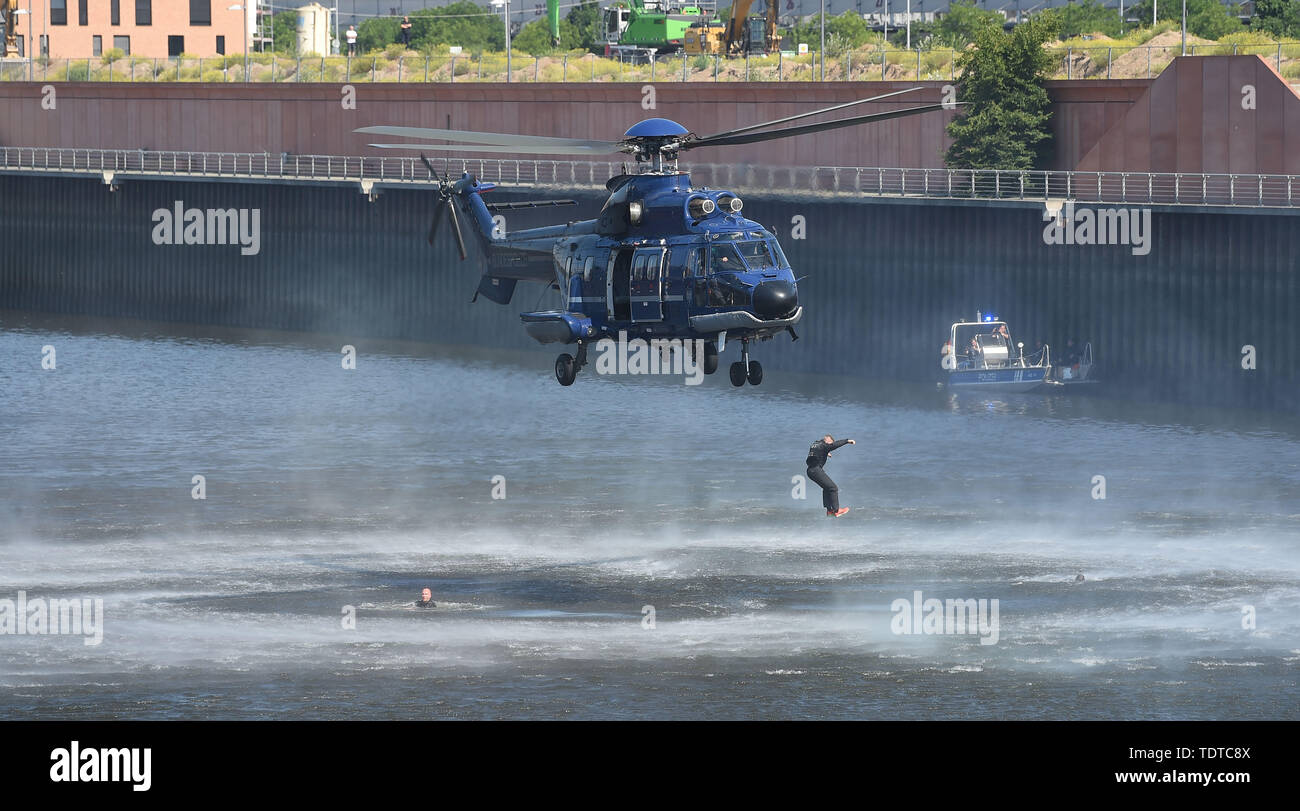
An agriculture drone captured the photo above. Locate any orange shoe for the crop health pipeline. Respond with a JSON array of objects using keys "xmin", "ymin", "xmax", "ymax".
[{"xmin": 830, "ymin": 508, "xmax": 850, "ymax": 517}]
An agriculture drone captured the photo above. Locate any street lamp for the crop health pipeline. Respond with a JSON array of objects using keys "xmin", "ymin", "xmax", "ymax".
[
  {"xmin": 492, "ymin": 0, "xmax": 511, "ymax": 82},
  {"xmin": 228, "ymin": 4, "xmax": 248, "ymax": 81},
  {"xmin": 13, "ymin": 6, "xmax": 29, "ymax": 71}
]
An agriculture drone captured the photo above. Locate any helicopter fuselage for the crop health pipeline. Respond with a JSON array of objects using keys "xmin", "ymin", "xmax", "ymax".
[{"xmin": 458, "ymin": 171, "xmax": 803, "ymax": 352}]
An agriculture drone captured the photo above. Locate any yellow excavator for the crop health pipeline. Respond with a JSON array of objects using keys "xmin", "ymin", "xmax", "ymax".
[{"xmin": 683, "ymin": 0, "xmax": 779, "ymax": 56}]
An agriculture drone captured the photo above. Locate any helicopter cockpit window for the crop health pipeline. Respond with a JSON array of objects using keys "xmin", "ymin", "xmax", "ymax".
[
  {"xmin": 707, "ymin": 273, "xmax": 750, "ymax": 308},
  {"xmin": 736, "ymin": 240, "xmax": 777, "ymax": 270},
  {"xmin": 710, "ymin": 243, "xmax": 744, "ymax": 274},
  {"xmin": 765, "ymin": 235, "xmax": 789, "ymax": 268}
]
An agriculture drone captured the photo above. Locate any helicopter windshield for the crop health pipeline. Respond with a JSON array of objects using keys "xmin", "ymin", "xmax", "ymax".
[
  {"xmin": 766, "ymin": 236, "xmax": 789, "ymax": 268},
  {"xmin": 736, "ymin": 240, "xmax": 777, "ymax": 270},
  {"xmin": 710, "ymin": 243, "xmax": 745, "ymax": 274}
]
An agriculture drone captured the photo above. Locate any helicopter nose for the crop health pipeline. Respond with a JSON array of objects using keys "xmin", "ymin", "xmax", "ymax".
[{"xmin": 753, "ymin": 281, "xmax": 798, "ymax": 319}]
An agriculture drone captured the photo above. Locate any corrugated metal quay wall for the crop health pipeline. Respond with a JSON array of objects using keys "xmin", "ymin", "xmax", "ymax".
[{"xmin": 1, "ymin": 172, "xmax": 1294, "ymax": 408}]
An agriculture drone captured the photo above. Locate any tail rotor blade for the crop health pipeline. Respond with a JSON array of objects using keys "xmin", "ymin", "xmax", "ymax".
[{"xmin": 446, "ymin": 197, "xmax": 468, "ymax": 261}]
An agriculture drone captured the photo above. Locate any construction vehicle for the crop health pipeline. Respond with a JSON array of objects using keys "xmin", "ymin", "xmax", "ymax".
[
  {"xmin": 600, "ymin": 1, "xmax": 719, "ymax": 56},
  {"xmin": 547, "ymin": 0, "xmax": 561, "ymax": 47},
  {"xmin": 683, "ymin": 0, "xmax": 779, "ymax": 56}
]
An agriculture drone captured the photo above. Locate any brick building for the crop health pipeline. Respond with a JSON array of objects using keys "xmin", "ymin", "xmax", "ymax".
[{"xmin": 6, "ymin": 1, "xmax": 253, "ymax": 58}]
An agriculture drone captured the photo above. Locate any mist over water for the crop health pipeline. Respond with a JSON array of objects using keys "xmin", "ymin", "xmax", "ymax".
[{"xmin": 1, "ymin": 311, "xmax": 1297, "ymax": 719}]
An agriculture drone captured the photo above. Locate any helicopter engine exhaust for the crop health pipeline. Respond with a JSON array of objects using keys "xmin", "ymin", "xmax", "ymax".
[
  {"xmin": 688, "ymin": 197, "xmax": 716, "ymax": 220},
  {"xmin": 715, "ymin": 194, "xmax": 743, "ymax": 214}
]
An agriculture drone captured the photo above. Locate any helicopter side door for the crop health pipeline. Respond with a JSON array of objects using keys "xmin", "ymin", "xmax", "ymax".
[
  {"xmin": 630, "ymin": 248, "xmax": 665, "ymax": 323},
  {"xmin": 607, "ymin": 247, "xmax": 634, "ymax": 322},
  {"xmin": 663, "ymin": 246, "xmax": 690, "ymax": 322}
]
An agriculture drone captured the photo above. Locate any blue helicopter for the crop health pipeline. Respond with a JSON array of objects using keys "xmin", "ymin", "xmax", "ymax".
[{"xmin": 356, "ymin": 88, "xmax": 951, "ymax": 386}]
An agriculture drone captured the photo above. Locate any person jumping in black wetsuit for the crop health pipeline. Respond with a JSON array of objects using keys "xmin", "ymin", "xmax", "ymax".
[{"xmin": 806, "ymin": 434, "xmax": 855, "ymax": 517}]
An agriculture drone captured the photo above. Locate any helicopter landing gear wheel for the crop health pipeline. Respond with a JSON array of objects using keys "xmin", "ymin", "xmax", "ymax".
[
  {"xmin": 703, "ymin": 340, "xmax": 719, "ymax": 375},
  {"xmin": 555, "ymin": 353, "xmax": 577, "ymax": 386},
  {"xmin": 747, "ymin": 360, "xmax": 763, "ymax": 386},
  {"xmin": 729, "ymin": 361, "xmax": 747, "ymax": 387}
]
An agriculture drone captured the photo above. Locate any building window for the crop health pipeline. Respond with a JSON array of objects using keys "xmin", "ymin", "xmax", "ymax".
[
  {"xmin": 78, "ymin": 0, "xmax": 88, "ymax": 25},
  {"xmin": 135, "ymin": 0, "xmax": 151, "ymax": 26},
  {"xmin": 168, "ymin": 35, "xmax": 184, "ymax": 57},
  {"xmin": 51, "ymin": 0, "xmax": 67, "ymax": 25},
  {"xmin": 191, "ymin": 1, "xmax": 212, "ymax": 26},
  {"xmin": 92, "ymin": 35, "xmax": 102, "ymax": 56},
  {"xmin": 113, "ymin": 35, "xmax": 130, "ymax": 54},
  {"xmin": 15, "ymin": 34, "xmax": 23, "ymax": 57},
  {"xmin": 111, "ymin": 0, "xmax": 120, "ymax": 25},
  {"xmin": 40, "ymin": 35, "xmax": 48, "ymax": 57},
  {"xmin": 216, "ymin": 35, "xmax": 225, "ymax": 55}
]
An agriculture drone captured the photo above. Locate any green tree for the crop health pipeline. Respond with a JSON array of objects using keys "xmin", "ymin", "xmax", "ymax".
[
  {"xmin": 945, "ymin": 15, "xmax": 1058, "ymax": 171},
  {"xmin": 1252, "ymin": 0, "xmax": 1300, "ymax": 37},
  {"xmin": 1126, "ymin": 0, "xmax": 1245, "ymax": 40},
  {"xmin": 567, "ymin": 1, "xmax": 602, "ymax": 51},
  {"xmin": 513, "ymin": 18, "xmax": 585, "ymax": 55},
  {"xmin": 346, "ymin": 4, "xmax": 506, "ymax": 55},
  {"xmin": 358, "ymin": 16, "xmax": 401, "ymax": 54},
  {"xmin": 934, "ymin": 0, "xmax": 1005, "ymax": 49},
  {"xmin": 270, "ymin": 11, "xmax": 299, "ymax": 55},
  {"xmin": 789, "ymin": 12, "xmax": 877, "ymax": 53},
  {"xmin": 1041, "ymin": 0, "xmax": 1123, "ymax": 39}
]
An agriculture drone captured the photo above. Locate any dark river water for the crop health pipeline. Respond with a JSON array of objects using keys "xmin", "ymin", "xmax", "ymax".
[{"xmin": 1, "ymin": 310, "xmax": 1297, "ymax": 719}]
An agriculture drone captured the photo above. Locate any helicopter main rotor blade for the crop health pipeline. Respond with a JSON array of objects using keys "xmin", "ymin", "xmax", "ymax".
[
  {"xmin": 367, "ymin": 142, "xmax": 621, "ymax": 156},
  {"xmin": 683, "ymin": 104, "xmax": 963, "ymax": 149},
  {"xmin": 356, "ymin": 125, "xmax": 621, "ymax": 152},
  {"xmin": 695, "ymin": 87, "xmax": 925, "ymax": 141},
  {"xmin": 446, "ymin": 196, "xmax": 468, "ymax": 261}
]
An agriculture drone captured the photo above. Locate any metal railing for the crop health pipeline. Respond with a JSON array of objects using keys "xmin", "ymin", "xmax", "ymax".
[
  {"xmin": 2, "ymin": 147, "xmax": 1298, "ymax": 208},
  {"xmin": 1, "ymin": 42, "xmax": 1297, "ymax": 84}
]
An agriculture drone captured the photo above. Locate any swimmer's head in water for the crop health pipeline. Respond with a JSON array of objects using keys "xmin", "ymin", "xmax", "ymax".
[{"xmin": 421, "ymin": 588, "xmax": 432, "ymax": 601}]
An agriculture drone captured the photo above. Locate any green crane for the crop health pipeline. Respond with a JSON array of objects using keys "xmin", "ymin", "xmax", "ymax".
[{"xmin": 547, "ymin": 0, "xmax": 561, "ymax": 46}]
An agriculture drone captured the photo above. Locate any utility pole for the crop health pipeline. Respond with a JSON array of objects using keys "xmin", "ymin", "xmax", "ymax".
[
  {"xmin": 819, "ymin": 0, "xmax": 824, "ymax": 81},
  {"xmin": 1181, "ymin": 0, "xmax": 1186, "ymax": 56},
  {"xmin": 494, "ymin": 0, "xmax": 511, "ymax": 81}
]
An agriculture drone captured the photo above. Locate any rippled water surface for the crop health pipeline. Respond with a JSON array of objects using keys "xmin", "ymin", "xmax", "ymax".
[{"xmin": 1, "ymin": 312, "xmax": 1297, "ymax": 719}]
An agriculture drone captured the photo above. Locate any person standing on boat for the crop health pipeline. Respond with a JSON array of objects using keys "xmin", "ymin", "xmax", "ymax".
[{"xmin": 807, "ymin": 435, "xmax": 855, "ymax": 518}]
